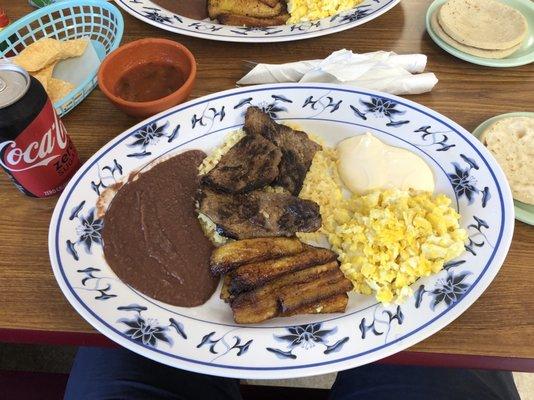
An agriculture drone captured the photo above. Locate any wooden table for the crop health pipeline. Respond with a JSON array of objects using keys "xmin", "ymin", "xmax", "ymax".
[{"xmin": 1, "ymin": 0, "xmax": 533, "ymax": 372}]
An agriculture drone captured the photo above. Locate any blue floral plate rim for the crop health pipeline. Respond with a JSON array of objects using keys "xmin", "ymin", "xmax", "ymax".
[
  {"xmin": 471, "ymin": 111, "xmax": 534, "ymax": 226},
  {"xmin": 114, "ymin": 0, "xmax": 401, "ymax": 43},
  {"xmin": 48, "ymin": 83, "xmax": 515, "ymax": 379}
]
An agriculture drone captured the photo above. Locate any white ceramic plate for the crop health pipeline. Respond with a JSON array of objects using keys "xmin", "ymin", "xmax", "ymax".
[
  {"xmin": 49, "ymin": 84, "xmax": 514, "ymax": 379},
  {"xmin": 114, "ymin": 0, "xmax": 400, "ymax": 42}
]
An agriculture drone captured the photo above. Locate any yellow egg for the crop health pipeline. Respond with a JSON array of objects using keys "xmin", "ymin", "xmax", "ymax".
[
  {"xmin": 299, "ymin": 147, "xmax": 467, "ymax": 305},
  {"xmin": 287, "ymin": 0, "xmax": 364, "ymax": 24}
]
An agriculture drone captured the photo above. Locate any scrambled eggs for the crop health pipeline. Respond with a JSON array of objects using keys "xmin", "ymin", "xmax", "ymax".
[
  {"xmin": 287, "ymin": 0, "xmax": 364, "ymax": 24},
  {"xmin": 299, "ymin": 148, "xmax": 467, "ymax": 304}
]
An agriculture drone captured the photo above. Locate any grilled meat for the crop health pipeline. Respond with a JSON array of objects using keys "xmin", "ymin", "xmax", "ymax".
[
  {"xmin": 244, "ymin": 106, "xmax": 321, "ymax": 195},
  {"xmin": 210, "ymin": 237, "xmax": 305, "ymax": 276},
  {"xmin": 229, "ymin": 246, "xmax": 338, "ymax": 294},
  {"xmin": 201, "ymin": 134, "xmax": 281, "ymax": 194},
  {"xmin": 198, "ymin": 189, "xmax": 321, "ymax": 240}
]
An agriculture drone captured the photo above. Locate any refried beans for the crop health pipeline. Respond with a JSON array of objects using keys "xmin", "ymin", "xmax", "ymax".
[{"xmin": 102, "ymin": 150, "xmax": 218, "ymax": 307}]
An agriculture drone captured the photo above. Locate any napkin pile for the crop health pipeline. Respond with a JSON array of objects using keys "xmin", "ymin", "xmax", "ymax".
[{"xmin": 238, "ymin": 49, "xmax": 438, "ymax": 95}]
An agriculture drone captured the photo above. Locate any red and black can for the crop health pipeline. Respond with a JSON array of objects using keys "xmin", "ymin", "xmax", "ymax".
[{"xmin": 0, "ymin": 63, "xmax": 80, "ymax": 197}]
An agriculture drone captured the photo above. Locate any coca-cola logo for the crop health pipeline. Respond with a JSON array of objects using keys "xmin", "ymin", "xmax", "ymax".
[{"xmin": 0, "ymin": 110, "xmax": 68, "ymax": 172}]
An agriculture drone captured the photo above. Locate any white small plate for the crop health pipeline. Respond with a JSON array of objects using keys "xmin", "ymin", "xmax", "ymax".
[
  {"xmin": 472, "ymin": 112, "xmax": 534, "ymax": 225},
  {"xmin": 426, "ymin": 0, "xmax": 534, "ymax": 68}
]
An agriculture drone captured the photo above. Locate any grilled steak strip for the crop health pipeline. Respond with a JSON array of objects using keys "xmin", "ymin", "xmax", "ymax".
[
  {"xmin": 201, "ymin": 134, "xmax": 281, "ymax": 194},
  {"xmin": 244, "ymin": 106, "xmax": 321, "ymax": 195},
  {"xmin": 198, "ymin": 189, "xmax": 321, "ymax": 240}
]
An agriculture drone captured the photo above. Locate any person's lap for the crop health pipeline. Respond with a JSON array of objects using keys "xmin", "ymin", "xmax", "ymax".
[
  {"xmin": 64, "ymin": 347, "xmax": 520, "ymax": 400},
  {"xmin": 64, "ymin": 347, "xmax": 241, "ymax": 400}
]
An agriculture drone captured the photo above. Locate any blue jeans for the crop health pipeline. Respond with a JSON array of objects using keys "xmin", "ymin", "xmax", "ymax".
[{"xmin": 64, "ymin": 347, "xmax": 520, "ymax": 400}]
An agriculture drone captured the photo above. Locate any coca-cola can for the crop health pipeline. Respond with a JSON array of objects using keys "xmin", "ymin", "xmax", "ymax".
[{"xmin": 0, "ymin": 63, "xmax": 80, "ymax": 197}]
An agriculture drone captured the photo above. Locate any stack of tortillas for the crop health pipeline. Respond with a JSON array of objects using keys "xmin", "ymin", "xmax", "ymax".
[
  {"xmin": 481, "ymin": 117, "xmax": 534, "ymax": 205},
  {"xmin": 430, "ymin": 0, "xmax": 528, "ymax": 59}
]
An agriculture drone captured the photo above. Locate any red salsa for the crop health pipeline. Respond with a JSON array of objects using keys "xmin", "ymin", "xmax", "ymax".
[{"xmin": 114, "ymin": 61, "xmax": 185, "ymax": 102}]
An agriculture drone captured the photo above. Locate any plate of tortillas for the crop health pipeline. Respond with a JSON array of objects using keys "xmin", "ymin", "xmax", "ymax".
[
  {"xmin": 426, "ymin": 0, "xmax": 533, "ymax": 67},
  {"xmin": 473, "ymin": 112, "xmax": 534, "ymax": 225}
]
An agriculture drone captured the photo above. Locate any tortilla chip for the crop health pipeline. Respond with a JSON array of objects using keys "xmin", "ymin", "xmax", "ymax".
[
  {"xmin": 48, "ymin": 78, "xmax": 74, "ymax": 103},
  {"xmin": 60, "ymin": 38, "xmax": 88, "ymax": 58},
  {"xmin": 31, "ymin": 61, "xmax": 57, "ymax": 92},
  {"xmin": 13, "ymin": 38, "xmax": 62, "ymax": 72}
]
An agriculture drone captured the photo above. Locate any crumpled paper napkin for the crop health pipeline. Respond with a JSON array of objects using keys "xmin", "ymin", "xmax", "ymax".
[{"xmin": 237, "ymin": 49, "xmax": 438, "ymax": 95}]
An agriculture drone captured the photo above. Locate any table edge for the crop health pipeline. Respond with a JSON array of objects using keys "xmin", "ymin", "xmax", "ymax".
[{"xmin": 0, "ymin": 328, "xmax": 532, "ymax": 372}]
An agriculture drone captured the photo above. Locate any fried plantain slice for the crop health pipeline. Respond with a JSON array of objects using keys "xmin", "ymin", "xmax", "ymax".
[
  {"xmin": 231, "ymin": 262, "xmax": 339, "ymax": 323},
  {"xmin": 220, "ymin": 275, "xmax": 233, "ymax": 302},
  {"xmin": 217, "ymin": 13, "xmax": 289, "ymax": 27},
  {"xmin": 208, "ymin": 0, "xmax": 285, "ymax": 18},
  {"xmin": 229, "ymin": 246, "xmax": 337, "ymax": 294},
  {"xmin": 231, "ymin": 262, "xmax": 349, "ymax": 323},
  {"xmin": 210, "ymin": 237, "xmax": 304, "ymax": 276},
  {"xmin": 258, "ymin": 0, "xmax": 281, "ymax": 7},
  {"xmin": 278, "ymin": 271, "xmax": 353, "ymax": 314},
  {"xmin": 282, "ymin": 293, "xmax": 349, "ymax": 316}
]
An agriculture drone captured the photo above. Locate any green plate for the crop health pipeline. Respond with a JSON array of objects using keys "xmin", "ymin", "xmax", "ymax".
[
  {"xmin": 472, "ymin": 112, "xmax": 534, "ymax": 225},
  {"xmin": 426, "ymin": 0, "xmax": 534, "ymax": 68}
]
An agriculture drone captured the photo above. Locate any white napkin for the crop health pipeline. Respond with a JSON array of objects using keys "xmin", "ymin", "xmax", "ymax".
[{"xmin": 238, "ymin": 49, "xmax": 438, "ymax": 95}]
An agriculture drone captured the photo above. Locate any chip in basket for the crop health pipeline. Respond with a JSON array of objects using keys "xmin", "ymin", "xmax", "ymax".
[{"xmin": 13, "ymin": 37, "xmax": 89, "ymax": 103}]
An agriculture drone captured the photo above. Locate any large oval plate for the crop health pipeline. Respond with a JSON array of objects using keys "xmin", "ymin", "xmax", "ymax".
[
  {"xmin": 49, "ymin": 84, "xmax": 514, "ymax": 379},
  {"xmin": 114, "ymin": 0, "xmax": 400, "ymax": 43}
]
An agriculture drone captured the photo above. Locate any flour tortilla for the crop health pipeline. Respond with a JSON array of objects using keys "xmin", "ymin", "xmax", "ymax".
[
  {"xmin": 480, "ymin": 117, "xmax": 534, "ymax": 205},
  {"xmin": 430, "ymin": 9, "xmax": 521, "ymax": 59},
  {"xmin": 438, "ymin": 0, "xmax": 527, "ymax": 50}
]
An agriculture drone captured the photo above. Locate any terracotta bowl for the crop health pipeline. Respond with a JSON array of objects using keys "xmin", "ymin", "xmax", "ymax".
[{"xmin": 98, "ymin": 38, "xmax": 197, "ymax": 118}]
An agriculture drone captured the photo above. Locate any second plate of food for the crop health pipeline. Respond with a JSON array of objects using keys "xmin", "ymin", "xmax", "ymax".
[
  {"xmin": 49, "ymin": 83, "xmax": 514, "ymax": 379},
  {"xmin": 114, "ymin": 0, "xmax": 400, "ymax": 43},
  {"xmin": 426, "ymin": 0, "xmax": 534, "ymax": 67}
]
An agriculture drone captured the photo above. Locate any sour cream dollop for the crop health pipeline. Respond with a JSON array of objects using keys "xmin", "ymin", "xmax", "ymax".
[{"xmin": 337, "ymin": 133, "xmax": 435, "ymax": 194}]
